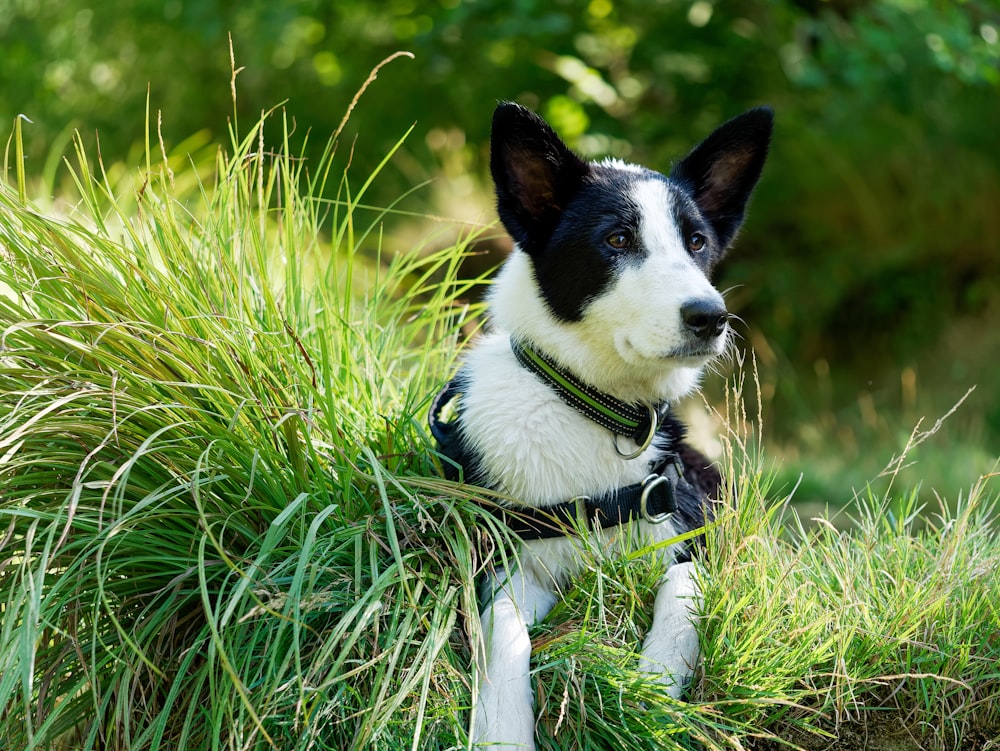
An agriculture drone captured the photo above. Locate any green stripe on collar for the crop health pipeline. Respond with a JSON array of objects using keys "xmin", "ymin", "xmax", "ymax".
[{"xmin": 510, "ymin": 337, "xmax": 664, "ymax": 447}]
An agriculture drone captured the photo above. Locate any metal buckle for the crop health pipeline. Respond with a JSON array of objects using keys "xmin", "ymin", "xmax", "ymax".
[
  {"xmin": 613, "ymin": 403, "xmax": 658, "ymax": 460},
  {"xmin": 640, "ymin": 474, "xmax": 672, "ymax": 524}
]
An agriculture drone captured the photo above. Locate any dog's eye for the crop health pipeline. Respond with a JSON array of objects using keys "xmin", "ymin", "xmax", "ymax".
[
  {"xmin": 688, "ymin": 232, "xmax": 707, "ymax": 252},
  {"xmin": 606, "ymin": 230, "xmax": 632, "ymax": 250}
]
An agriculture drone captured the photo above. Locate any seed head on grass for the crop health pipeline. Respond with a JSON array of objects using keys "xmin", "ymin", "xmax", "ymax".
[{"xmin": 701, "ymin": 409, "xmax": 1000, "ymax": 748}]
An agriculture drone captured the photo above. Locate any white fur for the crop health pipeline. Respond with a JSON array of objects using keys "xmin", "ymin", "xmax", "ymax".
[{"xmin": 467, "ymin": 178, "xmax": 715, "ymax": 749}]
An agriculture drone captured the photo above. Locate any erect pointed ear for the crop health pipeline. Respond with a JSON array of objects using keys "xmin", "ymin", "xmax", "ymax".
[
  {"xmin": 490, "ymin": 101, "xmax": 590, "ymax": 254},
  {"xmin": 670, "ymin": 107, "xmax": 773, "ymax": 249}
]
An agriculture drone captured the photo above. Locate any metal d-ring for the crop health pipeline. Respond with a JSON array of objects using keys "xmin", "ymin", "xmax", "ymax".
[
  {"xmin": 613, "ymin": 403, "xmax": 658, "ymax": 460},
  {"xmin": 640, "ymin": 474, "xmax": 672, "ymax": 524}
]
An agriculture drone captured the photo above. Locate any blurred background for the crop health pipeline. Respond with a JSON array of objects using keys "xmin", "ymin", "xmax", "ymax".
[{"xmin": 3, "ymin": 0, "xmax": 998, "ymax": 507}]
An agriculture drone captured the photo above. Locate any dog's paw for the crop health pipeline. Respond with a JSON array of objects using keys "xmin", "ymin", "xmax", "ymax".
[
  {"xmin": 473, "ymin": 658, "xmax": 536, "ymax": 750},
  {"xmin": 639, "ymin": 561, "xmax": 701, "ymax": 699},
  {"xmin": 636, "ymin": 654, "xmax": 696, "ymax": 700}
]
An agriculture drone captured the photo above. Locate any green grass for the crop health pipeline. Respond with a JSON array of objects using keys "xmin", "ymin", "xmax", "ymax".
[{"xmin": 2, "ymin": 102, "xmax": 999, "ymax": 751}]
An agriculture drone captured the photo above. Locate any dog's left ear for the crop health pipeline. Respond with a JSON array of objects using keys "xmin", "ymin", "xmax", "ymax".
[
  {"xmin": 670, "ymin": 107, "xmax": 773, "ymax": 249},
  {"xmin": 490, "ymin": 101, "xmax": 590, "ymax": 254}
]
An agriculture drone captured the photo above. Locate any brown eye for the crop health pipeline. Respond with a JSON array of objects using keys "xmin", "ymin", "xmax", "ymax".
[
  {"xmin": 606, "ymin": 230, "xmax": 632, "ymax": 250},
  {"xmin": 688, "ymin": 232, "xmax": 707, "ymax": 252}
]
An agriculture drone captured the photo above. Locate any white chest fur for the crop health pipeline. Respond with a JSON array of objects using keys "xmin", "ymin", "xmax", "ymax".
[{"xmin": 459, "ymin": 332, "xmax": 661, "ymax": 506}]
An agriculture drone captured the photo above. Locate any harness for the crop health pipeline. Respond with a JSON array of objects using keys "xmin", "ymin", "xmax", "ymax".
[{"xmin": 428, "ymin": 337, "xmax": 682, "ymax": 540}]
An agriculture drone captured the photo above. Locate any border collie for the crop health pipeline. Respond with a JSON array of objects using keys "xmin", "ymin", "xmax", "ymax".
[{"xmin": 430, "ymin": 101, "xmax": 772, "ymax": 749}]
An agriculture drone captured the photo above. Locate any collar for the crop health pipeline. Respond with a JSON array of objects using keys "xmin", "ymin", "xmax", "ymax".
[{"xmin": 510, "ymin": 337, "xmax": 666, "ymax": 458}]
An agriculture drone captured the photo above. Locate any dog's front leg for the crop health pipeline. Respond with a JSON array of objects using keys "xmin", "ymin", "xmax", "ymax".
[
  {"xmin": 473, "ymin": 566, "xmax": 556, "ymax": 750},
  {"xmin": 638, "ymin": 560, "xmax": 701, "ymax": 699}
]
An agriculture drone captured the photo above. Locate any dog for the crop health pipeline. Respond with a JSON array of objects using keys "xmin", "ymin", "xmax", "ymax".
[{"xmin": 430, "ymin": 101, "xmax": 772, "ymax": 749}]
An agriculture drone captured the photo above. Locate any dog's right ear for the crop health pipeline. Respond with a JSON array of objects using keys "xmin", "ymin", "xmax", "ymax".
[
  {"xmin": 490, "ymin": 101, "xmax": 590, "ymax": 254},
  {"xmin": 669, "ymin": 107, "xmax": 773, "ymax": 250}
]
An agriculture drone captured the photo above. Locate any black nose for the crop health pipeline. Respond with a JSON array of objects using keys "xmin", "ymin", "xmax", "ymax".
[{"xmin": 681, "ymin": 298, "xmax": 729, "ymax": 341}]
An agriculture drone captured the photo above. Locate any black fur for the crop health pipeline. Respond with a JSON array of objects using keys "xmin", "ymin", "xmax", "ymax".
[
  {"xmin": 490, "ymin": 103, "xmax": 590, "ymax": 256},
  {"xmin": 669, "ymin": 106, "xmax": 774, "ymax": 249},
  {"xmin": 528, "ymin": 169, "xmax": 642, "ymax": 321}
]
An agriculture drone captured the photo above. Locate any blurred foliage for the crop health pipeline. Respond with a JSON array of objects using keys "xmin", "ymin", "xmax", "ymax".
[{"xmin": 2, "ymin": 0, "xmax": 999, "ymax": 480}]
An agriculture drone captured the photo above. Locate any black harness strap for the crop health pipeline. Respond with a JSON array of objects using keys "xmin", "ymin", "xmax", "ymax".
[
  {"xmin": 485, "ymin": 459, "xmax": 680, "ymax": 540},
  {"xmin": 428, "ymin": 377, "xmax": 681, "ymax": 541},
  {"xmin": 428, "ymin": 376, "xmax": 472, "ymax": 483}
]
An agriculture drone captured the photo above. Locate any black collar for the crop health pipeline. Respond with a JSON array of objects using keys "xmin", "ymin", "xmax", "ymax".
[{"xmin": 510, "ymin": 337, "xmax": 665, "ymax": 458}]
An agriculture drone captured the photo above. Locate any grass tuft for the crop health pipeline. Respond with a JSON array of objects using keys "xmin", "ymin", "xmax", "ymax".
[
  {"xmin": 0, "ymin": 102, "xmax": 491, "ymax": 749},
  {"xmin": 700, "ymin": 408, "xmax": 1000, "ymax": 748}
]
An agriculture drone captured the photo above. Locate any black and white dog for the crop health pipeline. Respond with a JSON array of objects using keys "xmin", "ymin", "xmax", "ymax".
[{"xmin": 431, "ymin": 102, "xmax": 772, "ymax": 749}]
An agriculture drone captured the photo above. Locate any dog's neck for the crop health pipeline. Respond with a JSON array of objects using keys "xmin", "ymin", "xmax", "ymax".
[{"xmin": 488, "ymin": 250, "xmax": 706, "ymax": 405}]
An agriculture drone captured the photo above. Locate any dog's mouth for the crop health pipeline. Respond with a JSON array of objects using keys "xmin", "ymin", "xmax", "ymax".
[
  {"xmin": 657, "ymin": 332, "xmax": 729, "ymax": 361},
  {"xmin": 622, "ymin": 336, "xmax": 723, "ymax": 364},
  {"xmin": 659, "ymin": 345, "xmax": 721, "ymax": 362}
]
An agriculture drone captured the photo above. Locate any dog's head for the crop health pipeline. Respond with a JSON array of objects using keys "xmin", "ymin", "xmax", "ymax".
[{"xmin": 488, "ymin": 101, "xmax": 772, "ymax": 403}]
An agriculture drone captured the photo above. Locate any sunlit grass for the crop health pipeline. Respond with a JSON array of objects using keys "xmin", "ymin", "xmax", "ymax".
[
  {"xmin": 701, "ymin": 448, "xmax": 1000, "ymax": 748},
  {"xmin": 1, "ymin": 97, "xmax": 998, "ymax": 751},
  {"xmin": 0, "ymin": 100, "xmax": 494, "ymax": 749}
]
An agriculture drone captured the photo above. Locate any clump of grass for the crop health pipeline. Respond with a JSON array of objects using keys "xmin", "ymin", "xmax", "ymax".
[
  {"xmin": 697, "ymin": 373, "xmax": 1000, "ymax": 747},
  {"xmin": 0, "ymin": 93, "xmax": 494, "ymax": 749},
  {"xmin": 2, "ymin": 91, "xmax": 998, "ymax": 751}
]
